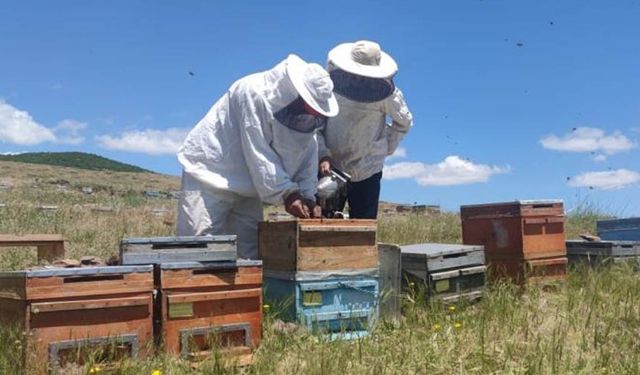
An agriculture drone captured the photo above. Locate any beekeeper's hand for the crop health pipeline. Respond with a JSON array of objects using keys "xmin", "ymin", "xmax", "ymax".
[
  {"xmin": 304, "ymin": 198, "xmax": 323, "ymax": 218},
  {"xmin": 319, "ymin": 156, "xmax": 332, "ymax": 176},
  {"xmin": 284, "ymin": 192, "xmax": 310, "ymax": 218}
]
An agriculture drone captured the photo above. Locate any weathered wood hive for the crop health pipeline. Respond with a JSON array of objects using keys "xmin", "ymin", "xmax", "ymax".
[
  {"xmin": 156, "ymin": 260, "xmax": 262, "ymax": 365},
  {"xmin": 401, "ymin": 243, "xmax": 486, "ymax": 302},
  {"xmin": 0, "ymin": 265, "xmax": 154, "ymax": 373},
  {"xmin": 259, "ymin": 219, "xmax": 379, "ymax": 340},
  {"xmin": 461, "ymin": 200, "xmax": 567, "ymax": 284},
  {"xmin": 120, "ymin": 235, "xmax": 262, "ymax": 365}
]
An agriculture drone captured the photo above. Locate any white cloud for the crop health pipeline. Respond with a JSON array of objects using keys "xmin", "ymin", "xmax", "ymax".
[
  {"xmin": 0, "ymin": 151, "xmax": 25, "ymax": 155},
  {"xmin": 383, "ymin": 155, "xmax": 509, "ymax": 186},
  {"xmin": 592, "ymin": 154, "xmax": 607, "ymax": 163},
  {"xmin": 540, "ymin": 127, "xmax": 636, "ymax": 155},
  {"xmin": 96, "ymin": 127, "xmax": 189, "ymax": 155},
  {"xmin": 387, "ymin": 146, "xmax": 407, "ymax": 161},
  {"xmin": 0, "ymin": 100, "xmax": 56, "ymax": 145},
  {"xmin": 54, "ymin": 119, "xmax": 87, "ymax": 145},
  {"xmin": 568, "ymin": 169, "xmax": 640, "ymax": 190},
  {"xmin": 0, "ymin": 100, "xmax": 87, "ymax": 146}
]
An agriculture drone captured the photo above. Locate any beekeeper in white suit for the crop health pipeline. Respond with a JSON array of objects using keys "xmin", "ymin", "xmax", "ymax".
[
  {"xmin": 318, "ymin": 41, "xmax": 413, "ymax": 219},
  {"xmin": 177, "ymin": 54, "xmax": 339, "ymax": 259}
]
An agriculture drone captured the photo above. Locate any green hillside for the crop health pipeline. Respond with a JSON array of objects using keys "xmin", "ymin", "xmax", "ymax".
[{"xmin": 0, "ymin": 152, "xmax": 152, "ymax": 173}]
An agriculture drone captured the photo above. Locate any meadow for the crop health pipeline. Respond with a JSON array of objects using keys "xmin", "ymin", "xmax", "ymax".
[{"xmin": 1, "ymin": 161, "xmax": 637, "ymax": 375}]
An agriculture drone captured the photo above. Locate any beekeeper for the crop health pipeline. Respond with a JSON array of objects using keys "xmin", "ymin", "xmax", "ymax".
[
  {"xmin": 318, "ymin": 41, "xmax": 413, "ymax": 219},
  {"xmin": 177, "ymin": 54, "xmax": 339, "ymax": 259}
]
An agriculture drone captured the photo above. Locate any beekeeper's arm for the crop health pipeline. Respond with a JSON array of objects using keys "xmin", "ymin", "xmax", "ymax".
[
  {"xmin": 230, "ymin": 86, "xmax": 301, "ymax": 207},
  {"xmin": 295, "ymin": 136, "xmax": 319, "ymax": 201},
  {"xmin": 293, "ymin": 136, "xmax": 321, "ymax": 217},
  {"xmin": 383, "ymin": 88, "xmax": 413, "ymax": 155},
  {"xmin": 316, "ymin": 123, "xmax": 332, "ymax": 176}
]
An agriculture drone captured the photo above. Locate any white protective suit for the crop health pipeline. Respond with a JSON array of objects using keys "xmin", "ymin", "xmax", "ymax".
[
  {"xmin": 318, "ymin": 88, "xmax": 413, "ymax": 182},
  {"xmin": 176, "ymin": 56, "xmax": 323, "ymax": 259}
]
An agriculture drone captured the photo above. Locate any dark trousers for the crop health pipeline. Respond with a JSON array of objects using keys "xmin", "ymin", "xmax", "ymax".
[{"xmin": 337, "ymin": 171, "xmax": 382, "ymax": 219}]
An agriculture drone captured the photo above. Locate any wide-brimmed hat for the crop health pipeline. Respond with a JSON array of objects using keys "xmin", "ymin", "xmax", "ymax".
[
  {"xmin": 328, "ymin": 40, "xmax": 398, "ymax": 79},
  {"xmin": 286, "ymin": 54, "xmax": 339, "ymax": 117}
]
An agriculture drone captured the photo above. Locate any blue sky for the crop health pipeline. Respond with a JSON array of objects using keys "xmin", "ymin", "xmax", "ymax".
[{"xmin": 1, "ymin": 1, "xmax": 639, "ymax": 215}]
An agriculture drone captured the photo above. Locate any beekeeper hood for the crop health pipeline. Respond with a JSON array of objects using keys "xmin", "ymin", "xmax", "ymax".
[
  {"xmin": 328, "ymin": 40, "xmax": 398, "ymax": 78},
  {"xmin": 319, "ymin": 41, "xmax": 413, "ymax": 182},
  {"xmin": 286, "ymin": 54, "xmax": 339, "ymax": 117},
  {"xmin": 328, "ymin": 41, "xmax": 398, "ymax": 103}
]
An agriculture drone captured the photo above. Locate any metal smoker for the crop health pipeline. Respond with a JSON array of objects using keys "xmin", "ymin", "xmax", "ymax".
[{"xmin": 315, "ymin": 168, "xmax": 351, "ymax": 218}]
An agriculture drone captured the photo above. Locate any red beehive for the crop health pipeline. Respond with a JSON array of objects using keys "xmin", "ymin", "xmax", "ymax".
[
  {"xmin": 460, "ymin": 200, "xmax": 567, "ymax": 284},
  {"xmin": 0, "ymin": 265, "xmax": 154, "ymax": 374},
  {"xmin": 156, "ymin": 260, "xmax": 262, "ymax": 365}
]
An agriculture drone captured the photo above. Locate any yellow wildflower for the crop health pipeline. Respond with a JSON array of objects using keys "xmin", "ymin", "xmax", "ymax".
[
  {"xmin": 453, "ymin": 322, "xmax": 462, "ymax": 329},
  {"xmin": 263, "ymin": 304, "xmax": 270, "ymax": 310},
  {"xmin": 88, "ymin": 366, "xmax": 101, "ymax": 374},
  {"xmin": 433, "ymin": 324, "xmax": 442, "ymax": 332},
  {"xmin": 151, "ymin": 370, "xmax": 163, "ymax": 375},
  {"xmin": 448, "ymin": 305, "xmax": 456, "ymax": 312}
]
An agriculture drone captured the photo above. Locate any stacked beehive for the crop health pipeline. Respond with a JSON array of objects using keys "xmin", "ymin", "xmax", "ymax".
[
  {"xmin": 259, "ymin": 219, "xmax": 379, "ymax": 340},
  {"xmin": 400, "ymin": 243, "xmax": 487, "ymax": 302},
  {"xmin": 460, "ymin": 200, "xmax": 568, "ymax": 285},
  {"xmin": 0, "ymin": 265, "xmax": 154, "ymax": 373},
  {"xmin": 119, "ymin": 236, "xmax": 262, "ymax": 365}
]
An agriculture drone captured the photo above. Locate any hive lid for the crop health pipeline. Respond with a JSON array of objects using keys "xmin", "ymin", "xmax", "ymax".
[
  {"xmin": 0, "ymin": 265, "xmax": 153, "ymax": 278},
  {"xmin": 400, "ymin": 243, "xmax": 484, "ymax": 257},
  {"xmin": 121, "ymin": 235, "xmax": 236, "ymax": 244},
  {"xmin": 460, "ymin": 199, "xmax": 563, "ymax": 209}
]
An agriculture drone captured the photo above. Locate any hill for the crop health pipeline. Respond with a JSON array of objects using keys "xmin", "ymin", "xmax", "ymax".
[
  {"xmin": 0, "ymin": 160, "xmax": 179, "ymax": 194},
  {"xmin": 0, "ymin": 152, "xmax": 152, "ymax": 173}
]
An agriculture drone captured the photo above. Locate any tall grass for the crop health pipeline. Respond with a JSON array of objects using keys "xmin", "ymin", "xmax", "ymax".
[
  {"xmin": 0, "ymin": 162, "xmax": 637, "ymax": 374},
  {"xmin": 564, "ymin": 200, "xmax": 611, "ymax": 239},
  {"xmin": 378, "ymin": 213, "xmax": 461, "ymax": 245},
  {"xmin": 66, "ymin": 264, "xmax": 638, "ymax": 375}
]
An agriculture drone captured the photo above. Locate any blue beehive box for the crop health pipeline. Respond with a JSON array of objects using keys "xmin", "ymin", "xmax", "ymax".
[
  {"xmin": 598, "ymin": 218, "xmax": 640, "ymax": 241},
  {"xmin": 264, "ymin": 276, "xmax": 379, "ymax": 340}
]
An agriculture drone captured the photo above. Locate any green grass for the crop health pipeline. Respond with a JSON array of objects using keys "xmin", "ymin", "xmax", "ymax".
[{"xmin": 2, "ymin": 167, "xmax": 637, "ymax": 374}]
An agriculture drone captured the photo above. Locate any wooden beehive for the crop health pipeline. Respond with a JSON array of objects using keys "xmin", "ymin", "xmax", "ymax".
[
  {"xmin": 461, "ymin": 200, "xmax": 566, "ymax": 260},
  {"xmin": 566, "ymin": 240, "xmax": 640, "ymax": 266},
  {"xmin": 263, "ymin": 276, "xmax": 379, "ymax": 340},
  {"xmin": 0, "ymin": 265, "xmax": 154, "ymax": 373},
  {"xmin": 400, "ymin": 243, "xmax": 486, "ymax": 302},
  {"xmin": 156, "ymin": 260, "xmax": 262, "ymax": 365},
  {"xmin": 258, "ymin": 219, "xmax": 378, "ymax": 272}
]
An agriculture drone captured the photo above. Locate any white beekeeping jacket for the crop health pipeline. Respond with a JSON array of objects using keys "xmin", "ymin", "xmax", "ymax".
[
  {"xmin": 177, "ymin": 58, "xmax": 319, "ymax": 204},
  {"xmin": 318, "ymin": 88, "xmax": 413, "ymax": 182}
]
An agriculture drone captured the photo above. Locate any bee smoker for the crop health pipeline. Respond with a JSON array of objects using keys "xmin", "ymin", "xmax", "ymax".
[{"xmin": 315, "ymin": 168, "xmax": 351, "ymax": 218}]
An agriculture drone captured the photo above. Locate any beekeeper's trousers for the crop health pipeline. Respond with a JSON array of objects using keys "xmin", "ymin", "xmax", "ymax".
[{"xmin": 176, "ymin": 172, "xmax": 263, "ymax": 259}]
